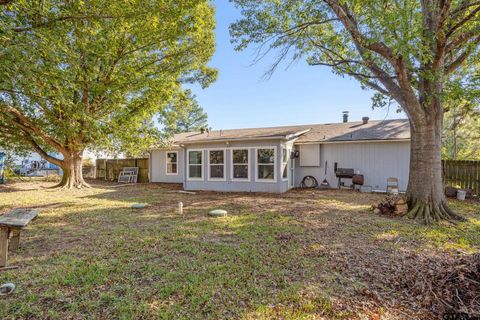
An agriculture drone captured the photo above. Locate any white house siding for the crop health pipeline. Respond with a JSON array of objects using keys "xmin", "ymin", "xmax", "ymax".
[
  {"xmin": 295, "ymin": 141, "xmax": 410, "ymax": 191},
  {"xmin": 150, "ymin": 148, "xmax": 184, "ymax": 183},
  {"xmin": 181, "ymin": 140, "xmax": 291, "ymax": 193}
]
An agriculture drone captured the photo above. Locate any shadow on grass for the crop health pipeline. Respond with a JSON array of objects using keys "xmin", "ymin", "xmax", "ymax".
[{"xmin": 0, "ymin": 201, "xmax": 350, "ymax": 319}]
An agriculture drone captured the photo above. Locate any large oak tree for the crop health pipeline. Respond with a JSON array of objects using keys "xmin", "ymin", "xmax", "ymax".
[
  {"xmin": 230, "ymin": 0, "xmax": 480, "ymax": 223},
  {"xmin": 0, "ymin": 0, "xmax": 216, "ymax": 188}
]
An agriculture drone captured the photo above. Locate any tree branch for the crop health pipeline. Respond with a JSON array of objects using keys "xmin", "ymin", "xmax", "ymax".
[
  {"xmin": 447, "ymin": 5, "xmax": 480, "ymax": 37},
  {"xmin": 1, "ymin": 103, "xmax": 67, "ymax": 153},
  {"xmin": 446, "ymin": 25, "xmax": 480, "ymax": 53},
  {"xmin": 323, "ymin": 0, "xmax": 396, "ymax": 63},
  {"xmin": 322, "ymin": 0, "xmax": 419, "ymax": 111},
  {"xmin": 23, "ymin": 135, "xmax": 63, "ymax": 167},
  {"xmin": 10, "ymin": 14, "xmax": 117, "ymax": 32},
  {"xmin": 451, "ymin": 0, "xmax": 480, "ymax": 16},
  {"xmin": 445, "ymin": 36, "xmax": 480, "ymax": 73}
]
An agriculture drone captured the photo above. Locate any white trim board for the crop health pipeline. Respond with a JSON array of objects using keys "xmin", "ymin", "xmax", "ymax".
[{"xmin": 281, "ymin": 145, "xmax": 289, "ymax": 182}]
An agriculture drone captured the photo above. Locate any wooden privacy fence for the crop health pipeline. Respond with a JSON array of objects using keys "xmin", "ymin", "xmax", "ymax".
[
  {"xmin": 96, "ymin": 158, "xmax": 149, "ymax": 183},
  {"xmin": 82, "ymin": 165, "xmax": 96, "ymax": 178},
  {"xmin": 442, "ymin": 160, "xmax": 480, "ymax": 194}
]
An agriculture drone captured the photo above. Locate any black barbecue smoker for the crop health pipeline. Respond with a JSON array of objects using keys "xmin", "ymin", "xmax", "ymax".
[{"xmin": 335, "ymin": 165, "xmax": 364, "ymax": 190}]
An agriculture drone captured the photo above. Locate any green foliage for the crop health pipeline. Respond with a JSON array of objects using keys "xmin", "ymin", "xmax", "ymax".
[
  {"xmin": 229, "ymin": 0, "xmax": 480, "ymax": 109},
  {"xmin": 0, "ymin": 0, "xmax": 217, "ymax": 161},
  {"xmin": 442, "ymin": 72, "xmax": 480, "ymax": 159},
  {"xmin": 158, "ymin": 89, "xmax": 209, "ymax": 135}
]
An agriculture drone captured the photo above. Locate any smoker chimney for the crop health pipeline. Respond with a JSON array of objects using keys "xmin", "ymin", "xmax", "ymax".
[
  {"xmin": 200, "ymin": 128, "xmax": 205, "ymax": 134},
  {"xmin": 342, "ymin": 111, "xmax": 349, "ymax": 123},
  {"xmin": 362, "ymin": 116, "xmax": 369, "ymax": 124}
]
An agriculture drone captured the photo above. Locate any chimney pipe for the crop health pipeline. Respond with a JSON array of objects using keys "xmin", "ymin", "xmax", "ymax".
[
  {"xmin": 362, "ymin": 116, "xmax": 369, "ymax": 124},
  {"xmin": 342, "ymin": 111, "xmax": 349, "ymax": 123}
]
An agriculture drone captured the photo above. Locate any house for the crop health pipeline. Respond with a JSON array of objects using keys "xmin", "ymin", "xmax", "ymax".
[
  {"xmin": 149, "ymin": 118, "xmax": 411, "ymax": 193},
  {"xmin": 13, "ymin": 153, "xmax": 61, "ymax": 176}
]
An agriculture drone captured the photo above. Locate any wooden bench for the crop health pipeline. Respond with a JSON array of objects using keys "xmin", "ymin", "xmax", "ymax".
[{"xmin": 0, "ymin": 209, "xmax": 39, "ymax": 269}]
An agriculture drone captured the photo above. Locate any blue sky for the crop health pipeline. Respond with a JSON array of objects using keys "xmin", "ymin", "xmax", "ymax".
[{"xmin": 189, "ymin": 1, "xmax": 405, "ymax": 130}]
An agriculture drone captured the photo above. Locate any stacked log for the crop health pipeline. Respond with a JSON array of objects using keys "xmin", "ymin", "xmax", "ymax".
[{"xmin": 372, "ymin": 194, "xmax": 408, "ymax": 215}]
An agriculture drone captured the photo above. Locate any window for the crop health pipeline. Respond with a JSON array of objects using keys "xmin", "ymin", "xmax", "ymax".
[
  {"xmin": 188, "ymin": 150, "xmax": 203, "ymax": 180},
  {"xmin": 208, "ymin": 150, "xmax": 225, "ymax": 180},
  {"xmin": 166, "ymin": 151, "xmax": 178, "ymax": 175},
  {"xmin": 256, "ymin": 147, "xmax": 275, "ymax": 181},
  {"xmin": 282, "ymin": 147, "xmax": 288, "ymax": 180},
  {"xmin": 232, "ymin": 149, "xmax": 249, "ymax": 180}
]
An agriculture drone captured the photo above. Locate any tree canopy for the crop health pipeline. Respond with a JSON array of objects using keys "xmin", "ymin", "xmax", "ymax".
[
  {"xmin": 442, "ymin": 71, "xmax": 480, "ymax": 159},
  {"xmin": 0, "ymin": 0, "xmax": 217, "ymax": 188},
  {"xmin": 159, "ymin": 90, "xmax": 209, "ymax": 135}
]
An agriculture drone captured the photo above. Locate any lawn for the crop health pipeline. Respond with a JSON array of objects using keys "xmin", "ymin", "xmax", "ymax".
[{"xmin": 0, "ymin": 181, "xmax": 479, "ymax": 319}]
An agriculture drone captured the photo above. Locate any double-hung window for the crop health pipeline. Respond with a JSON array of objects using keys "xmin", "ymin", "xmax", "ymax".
[
  {"xmin": 166, "ymin": 151, "xmax": 178, "ymax": 175},
  {"xmin": 188, "ymin": 150, "xmax": 203, "ymax": 180},
  {"xmin": 282, "ymin": 147, "xmax": 288, "ymax": 180},
  {"xmin": 256, "ymin": 147, "xmax": 276, "ymax": 182},
  {"xmin": 232, "ymin": 149, "xmax": 249, "ymax": 180},
  {"xmin": 208, "ymin": 150, "xmax": 225, "ymax": 180}
]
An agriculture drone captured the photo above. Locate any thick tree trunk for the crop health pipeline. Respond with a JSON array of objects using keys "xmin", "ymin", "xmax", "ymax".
[
  {"xmin": 55, "ymin": 152, "xmax": 90, "ymax": 189},
  {"xmin": 406, "ymin": 116, "xmax": 465, "ymax": 224}
]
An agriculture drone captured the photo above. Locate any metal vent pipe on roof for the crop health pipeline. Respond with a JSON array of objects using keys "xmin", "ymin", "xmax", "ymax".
[
  {"xmin": 362, "ymin": 116, "xmax": 369, "ymax": 124},
  {"xmin": 342, "ymin": 111, "xmax": 349, "ymax": 123}
]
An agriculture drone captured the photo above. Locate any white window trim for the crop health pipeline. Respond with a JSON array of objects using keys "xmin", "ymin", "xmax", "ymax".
[
  {"xmin": 187, "ymin": 149, "xmax": 204, "ymax": 181},
  {"xmin": 255, "ymin": 146, "xmax": 277, "ymax": 183},
  {"xmin": 230, "ymin": 148, "xmax": 250, "ymax": 182},
  {"xmin": 165, "ymin": 151, "xmax": 179, "ymax": 176},
  {"xmin": 281, "ymin": 147, "xmax": 289, "ymax": 181},
  {"xmin": 207, "ymin": 149, "xmax": 226, "ymax": 181}
]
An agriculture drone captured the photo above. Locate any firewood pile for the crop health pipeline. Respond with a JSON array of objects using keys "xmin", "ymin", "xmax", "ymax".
[{"xmin": 372, "ymin": 194, "xmax": 408, "ymax": 215}]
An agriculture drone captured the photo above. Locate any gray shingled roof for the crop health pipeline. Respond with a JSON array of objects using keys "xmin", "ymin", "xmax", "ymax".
[
  {"xmin": 296, "ymin": 119, "xmax": 410, "ymax": 143},
  {"xmin": 173, "ymin": 119, "xmax": 410, "ymax": 144}
]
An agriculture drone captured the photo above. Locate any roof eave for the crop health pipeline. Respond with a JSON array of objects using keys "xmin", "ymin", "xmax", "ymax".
[
  {"xmin": 294, "ymin": 138, "xmax": 411, "ymax": 145},
  {"xmin": 174, "ymin": 135, "xmax": 291, "ymax": 145}
]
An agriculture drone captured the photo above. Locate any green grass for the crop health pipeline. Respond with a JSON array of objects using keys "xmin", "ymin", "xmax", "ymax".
[{"xmin": 0, "ymin": 182, "xmax": 479, "ymax": 319}]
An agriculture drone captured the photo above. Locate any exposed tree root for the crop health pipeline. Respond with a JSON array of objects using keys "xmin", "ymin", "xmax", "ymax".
[
  {"xmin": 405, "ymin": 201, "xmax": 466, "ymax": 225},
  {"xmin": 46, "ymin": 177, "xmax": 91, "ymax": 190}
]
